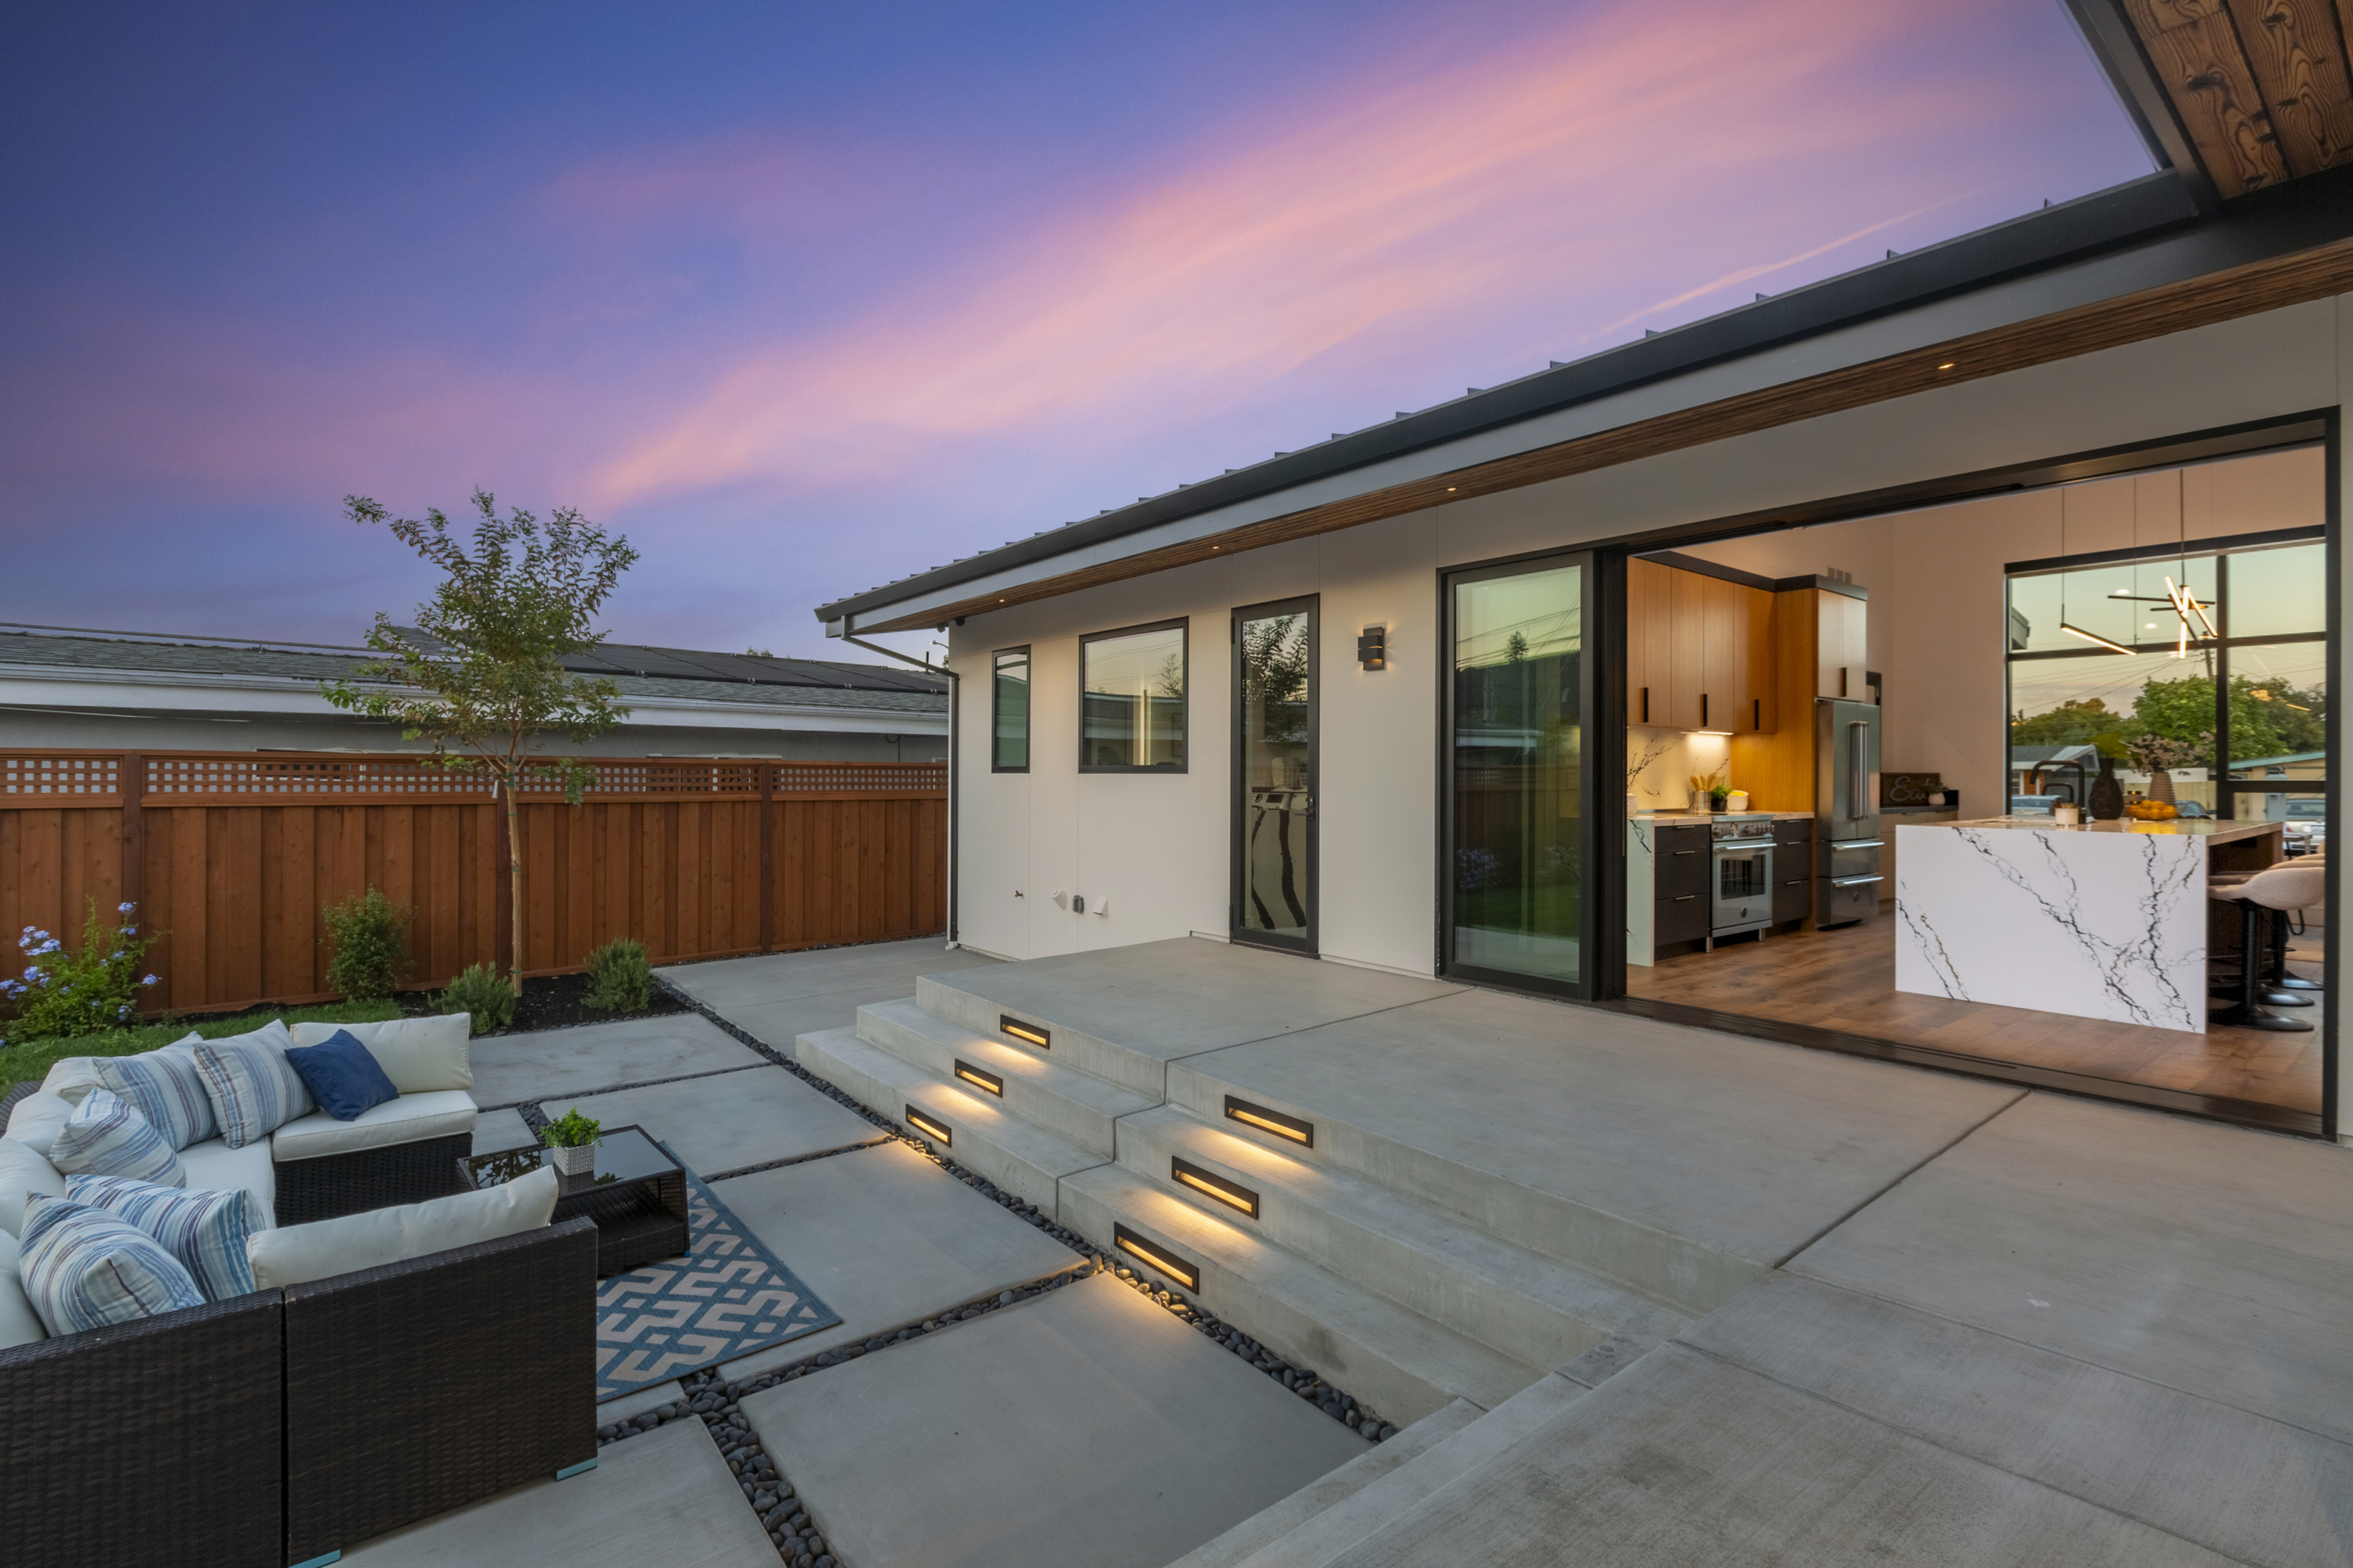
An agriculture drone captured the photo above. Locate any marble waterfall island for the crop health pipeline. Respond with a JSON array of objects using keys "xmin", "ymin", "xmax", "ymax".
[{"xmin": 1893, "ymin": 820, "xmax": 2223, "ymax": 1032}]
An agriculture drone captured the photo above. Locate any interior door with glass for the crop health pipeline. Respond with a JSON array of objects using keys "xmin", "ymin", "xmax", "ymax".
[
  {"xmin": 1444, "ymin": 553, "xmax": 1590, "ymax": 995},
  {"xmin": 1233, "ymin": 597, "xmax": 1317, "ymax": 951}
]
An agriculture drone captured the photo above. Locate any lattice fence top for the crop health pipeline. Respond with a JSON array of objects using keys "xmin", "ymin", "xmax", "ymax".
[{"xmin": 0, "ymin": 751, "xmax": 946, "ymax": 805}]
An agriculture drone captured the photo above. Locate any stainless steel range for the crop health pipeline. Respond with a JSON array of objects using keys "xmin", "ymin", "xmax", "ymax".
[{"xmin": 1710, "ymin": 813, "xmax": 1776, "ymax": 939}]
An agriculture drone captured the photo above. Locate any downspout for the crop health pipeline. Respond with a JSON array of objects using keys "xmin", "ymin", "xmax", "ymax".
[{"xmin": 828, "ymin": 614, "xmax": 961, "ymax": 949}]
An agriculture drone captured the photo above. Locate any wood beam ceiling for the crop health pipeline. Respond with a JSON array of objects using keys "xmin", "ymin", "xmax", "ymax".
[{"xmin": 2122, "ymin": 0, "xmax": 2353, "ymax": 196}]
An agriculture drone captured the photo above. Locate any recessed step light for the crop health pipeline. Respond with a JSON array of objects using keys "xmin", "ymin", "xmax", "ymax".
[
  {"xmin": 953, "ymin": 1060, "xmax": 1004, "ymax": 1096},
  {"xmin": 905, "ymin": 1105, "xmax": 953, "ymax": 1145},
  {"xmin": 1113, "ymin": 1223, "xmax": 1200, "ymax": 1291},
  {"xmin": 1000, "ymin": 1016, "xmax": 1051, "ymax": 1050},
  {"xmin": 1172, "ymin": 1156, "xmax": 1259, "ymax": 1219},
  {"xmin": 1223, "ymin": 1095, "xmax": 1313, "ymax": 1148}
]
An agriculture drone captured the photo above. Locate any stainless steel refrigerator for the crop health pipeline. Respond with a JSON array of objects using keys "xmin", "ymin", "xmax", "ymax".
[{"xmin": 1813, "ymin": 698, "xmax": 1882, "ymax": 926}]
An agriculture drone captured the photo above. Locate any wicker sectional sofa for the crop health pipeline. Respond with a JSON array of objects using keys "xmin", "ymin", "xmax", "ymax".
[{"xmin": 0, "ymin": 1019, "xmax": 600, "ymax": 1566}]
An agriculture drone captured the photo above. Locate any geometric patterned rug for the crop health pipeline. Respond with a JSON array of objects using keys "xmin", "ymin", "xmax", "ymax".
[{"xmin": 594, "ymin": 1144, "xmax": 843, "ymax": 1401}]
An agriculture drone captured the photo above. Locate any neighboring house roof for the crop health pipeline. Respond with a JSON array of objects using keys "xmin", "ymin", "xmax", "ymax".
[
  {"xmin": 0, "ymin": 629, "xmax": 947, "ymax": 731},
  {"xmin": 813, "ymin": 4, "xmax": 2353, "ymax": 636},
  {"xmin": 2229, "ymin": 750, "xmax": 2328, "ymax": 769}
]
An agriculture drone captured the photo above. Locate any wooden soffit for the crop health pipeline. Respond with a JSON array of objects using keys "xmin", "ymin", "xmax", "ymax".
[
  {"xmin": 859, "ymin": 231, "xmax": 2353, "ymax": 633},
  {"xmin": 2121, "ymin": 0, "xmax": 2353, "ymax": 198}
]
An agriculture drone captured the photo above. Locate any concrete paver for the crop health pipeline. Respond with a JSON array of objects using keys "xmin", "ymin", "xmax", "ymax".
[
  {"xmin": 1686, "ymin": 1274, "xmax": 2353, "ymax": 1568},
  {"xmin": 342, "ymin": 1415, "xmax": 767, "ymax": 1566},
  {"xmin": 556, "ymin": 1064, "xmax": 881, "ymax": 1177},
  {"xmin": 1790, "ymin": 1092, "xmax": 2353, "ymax": 1444},
  {"xmin": 470, "ymin": 1014, "xmax": 767, "ymax": 1108},
  {"xmin": 469, "ymin": 1106, "xmax": 537, "ymax": 1156},
  {"xmin": 742, "ymin": 1272, "xmax": 1369, "ymax": 1568},
  {"xmin": 1320, "ymin": 1344, "xmax": 2236, "ymax": 1567},
  {"xmin": 713, "ymin": 1139, "xmax": 1083, "ymax": 1380},
  {"xmin": 659, "ymin": 936, "xmax": 996, "ymax": 1013}
]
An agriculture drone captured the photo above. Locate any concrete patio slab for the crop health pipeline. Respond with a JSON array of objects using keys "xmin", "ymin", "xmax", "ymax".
[
  {"xmin": 1790, "ymin": 1092, "xmax": 2353, "ymax": 1445},
  {"xmin": 712, "ymin": 1140, "xmax": 1083, "ymax": 1380},
  {"xmin": 659, "ymin": 936, "xmax": 997, "ymax": 1013},
  {"xmin": 1175, "ymin": 986, "xmax": 2022, "ymax": 1312},
  {"xmin": 556, "ymin": 1064, "xmax": 881, "ymax": 1178},
  {"xmin": 598, "ymin": 1380, "xmax": 684, "ymax": 1425},
  {"xmin": 470, "ymin": 1106, "xmax": 537, "ymax": 1156},
  {"xmin": 1316, "ymin": 1343, "xmax": 2236, "ymax": 1567},
  {"xmin": 341, "ymin": 1415, "xmax": 768, "ymax": 1567},
  {"xmin": 470, "ymin": 1014, "xmax": 767, "ymax": 1108},
  {"xmin": 719, "ymin": 982, "xmax": 994, "ymax": 1056},
  {"xmin": 742, "ymin": 1272, "xmax": 1369, "ymax": 1568},
  {"xmin": 1685, "ymin": 1275, "xmax": 2353, "ymax": 1568}
]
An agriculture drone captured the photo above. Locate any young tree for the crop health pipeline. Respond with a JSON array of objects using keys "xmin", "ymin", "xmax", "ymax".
[{"xmin": 323, "ymin": 490, "xmax": 639, "ymax": 994}]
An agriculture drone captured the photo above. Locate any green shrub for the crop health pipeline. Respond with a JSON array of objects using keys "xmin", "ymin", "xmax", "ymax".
[
  {"xmin": 2, "ymin": 899, "xmax": 161, "ymax": 1045},
  {"xmin": 582, "ymin": 937, "xmax": 653, "ymax": 1014},
  {"xmin": 322, "ymin": 886, "xmax": 414, "ymax": 1001},
  {"xmin": 439, "ymin": 962, "xmax": 516, "ymax": 1036}
]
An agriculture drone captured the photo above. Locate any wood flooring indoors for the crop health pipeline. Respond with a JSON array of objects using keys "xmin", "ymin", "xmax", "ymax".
[{"xmin": 1624, "ymin": 915, "xmax": 2324, "ymax": 1119}]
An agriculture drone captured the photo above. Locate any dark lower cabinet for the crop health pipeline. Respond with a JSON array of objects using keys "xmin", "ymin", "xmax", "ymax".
[
  {"xmin": 1655, "ymin": 892, "xmax": 1708, "ymax": 946},
  {"xmin": 1655, "ymin": 827, "xmax": 1709, "ymax": 900},
  {"xmin": 1772, "ymin": 875, "xmax": 1810, "ymax": 925}
]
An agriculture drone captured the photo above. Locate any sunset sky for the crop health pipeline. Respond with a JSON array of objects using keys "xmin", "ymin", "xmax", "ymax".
[{"xmin": 2, "ymin": 2, "xmax": 2153, "ymax": 658}]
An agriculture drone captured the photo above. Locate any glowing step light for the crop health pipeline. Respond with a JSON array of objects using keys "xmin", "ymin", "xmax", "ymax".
[
  {"xmin": 904, "ymin": 1105, "xmax": 953, "ymax": 1146},
  {"xmin": 1113, "ymin": 1223, "xmax": 1201, "ymax": 1291},
  {"xmin": 1222, "ymin": 1095, "xmax": 1314, "ymax": 1149},
  {"xmin": 953, "ymin": 1060, "xmax": 1005, "ymax": 1096},
  {"xmin": 1000, "ymin": 1016, "xmax": 1051, "ymax": 1050},
  {"xmin": 1172, "ymin": 1156, "xmax": 1260, "ymax": 1219}
]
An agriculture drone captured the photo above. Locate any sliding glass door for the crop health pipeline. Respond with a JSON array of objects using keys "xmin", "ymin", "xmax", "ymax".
[{"xmin": 1442, "ymin": 553, "xmax": 1592, "ymax": 995}]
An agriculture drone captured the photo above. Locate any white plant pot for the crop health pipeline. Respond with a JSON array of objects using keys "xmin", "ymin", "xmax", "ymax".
[{"xmin": 549, "ymin": 1142, "xmax": 597, "ymax": 1177}]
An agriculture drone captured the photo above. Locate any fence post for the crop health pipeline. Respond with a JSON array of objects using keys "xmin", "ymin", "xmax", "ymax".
[
  {"xmin": 493, "ymin": 785, "xmax": 515, "ymax": 977},
  {"xmin": 119, "ymin": 752, "xmax": 145, "ymax": 915},
  {"xmin": 758, "ymin": 762, "xmax": 776, "ymax": 954}
]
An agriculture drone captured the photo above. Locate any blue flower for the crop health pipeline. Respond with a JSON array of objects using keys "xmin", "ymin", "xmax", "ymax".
[
  {"xmin": 122, "ymin": 926, "xmax": 136, "ymax": 937},
  {"xmin": 141, "ymin": 974, "xmax": 160, "ymax": 987},
  {"xmin": 117, "ymin": 902, "xmax": 135, "ymax": 914}
]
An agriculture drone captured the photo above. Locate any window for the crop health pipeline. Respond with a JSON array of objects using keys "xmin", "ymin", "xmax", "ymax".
[
  {"xmin": 992, "ymin": 648, "xmax": 1030, "ymax": 771},
  {"xmin": 2006, "ymin": 534, "xmax": 2326, "ymax": 831},
  {"xmin": 1080, "ymin": 620, "xmax": 1187, "ymax": 770}
]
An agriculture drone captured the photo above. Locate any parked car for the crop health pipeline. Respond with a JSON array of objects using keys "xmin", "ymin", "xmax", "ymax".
[{"xmin": 2282, "ymin": 796, "xmax": 2326, "ymax": 856}]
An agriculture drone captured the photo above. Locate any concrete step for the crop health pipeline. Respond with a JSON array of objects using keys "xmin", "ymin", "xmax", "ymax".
[
  {"xmin": 1116, "ymin": 1105, "xmax": 1691, "ymax": 1373},
  {"xmin": 915, "ymin": 970, "xmax": 1174, "ymax": 1100},
  {"xmin": 1056, "ymin": 1164, "xmax": 1546, "ymax": 1426},
  {"xmin": 791, "ymin": 1028, "xmax": 1106, "ymax": 1214},
  {"xmin": 1222, "ymin": 1372, "xmax": 1590, "ymax": 1568},
  {"xmin": 1166, "ymin": 1053, "xmax": 1763, "ymax": 1316},
  {"xmin": 1163, "ymin": 1399, "xmax": 1483, "ymax": 1568},
  {"xmin": 854, "ymin": 997, "xmax": 1156, "ymax": 1157}
]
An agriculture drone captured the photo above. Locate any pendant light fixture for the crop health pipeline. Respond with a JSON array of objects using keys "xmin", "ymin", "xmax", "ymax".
[{"xmin": 2057, "ymin": 487, "xmax": 2132, "ymax": 655}]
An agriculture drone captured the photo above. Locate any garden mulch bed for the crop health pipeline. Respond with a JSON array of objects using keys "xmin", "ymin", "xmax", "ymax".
[{"xmin": 480, "ymin": 971, "xmax": 690, "ymax": 1034}]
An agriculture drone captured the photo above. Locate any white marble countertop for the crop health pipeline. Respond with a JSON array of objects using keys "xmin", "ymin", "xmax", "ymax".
[
  {"xmin": 1917, "ymin": 816, "xmax": 2281, "ymax": 845},
  {"xmin": 1631, "ymin": 812, "xmax": 1813, "ymax": 824}
]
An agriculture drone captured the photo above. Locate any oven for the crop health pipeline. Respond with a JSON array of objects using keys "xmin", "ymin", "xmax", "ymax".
[{"xmin": 1711, "ymin": 818, "xmax": 1776, "ymax": 937}]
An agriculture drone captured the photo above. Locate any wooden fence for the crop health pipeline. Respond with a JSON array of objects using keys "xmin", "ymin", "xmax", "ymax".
[{"xmin": 0, "ymin": 750, "xmax": 947, "ymax": 1017}]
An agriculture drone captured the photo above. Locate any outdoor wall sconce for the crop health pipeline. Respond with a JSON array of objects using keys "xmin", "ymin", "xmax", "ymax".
[
  {"xmin": 905, "ymin": 1106, "xmax": 953, "ymax": 1146},
  {"xmin": 1223, "ymin": 1095, "xmax": 1313, "ymax": 1148},
  {"xmin": 954, "ymin": 1060, "xmax": 1005, "ymax": 1096},
  {"xmin": 1000, "ymin": 1016, "xmax": 1051, "ymax": 1050},
  {"xmin": 1172, "ymin": 1156, "xmax": 1259, "ymax": 1219},
  {"xmin": 1357, "ymin": 625, "xmax": 1386, "ymax": 670},
  {"xmin": 1113, "ymin": 1223, "xmax": 1201, "ymax": 1291}
]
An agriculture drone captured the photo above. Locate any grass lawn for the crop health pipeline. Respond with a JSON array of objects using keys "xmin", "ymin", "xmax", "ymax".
[{"xmin": 0, "ymin": 1000, "xmax": 404, "ymax": 1092}]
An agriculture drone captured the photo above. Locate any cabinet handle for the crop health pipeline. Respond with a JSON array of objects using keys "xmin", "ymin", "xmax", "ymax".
[
  {"xmin": 1752, "ymin": 698, "xmax": 1760, "ymax": 730},
  {"xmin": 1674, "ymin": 894, "xmax": 1698, "ymax": 902},
  {"xmin": 1672, "ymin": 849, "xmax": 1697, "ymax": 857},
  {"xmin": 1642, "ymin": 686, "xmax": 1650, "ymax": 723},
  {"xmin": 1700, "ymin": 693, "xmax": 1709, "ymax": 728}
]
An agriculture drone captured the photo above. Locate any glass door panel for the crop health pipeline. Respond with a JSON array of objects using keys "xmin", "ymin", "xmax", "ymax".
[
  {"xmin": 1446, "ymin": 558, "xmax": 1586, "ymax": 991},
  {"xmin": 1233, "ymin": 598, "xmax": 1315, "ymax": 950}
]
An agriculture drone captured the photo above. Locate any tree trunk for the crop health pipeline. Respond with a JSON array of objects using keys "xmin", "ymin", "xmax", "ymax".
[{"xmin": 505, "ymin": 782, "xmax": 526, "ymax": 996}]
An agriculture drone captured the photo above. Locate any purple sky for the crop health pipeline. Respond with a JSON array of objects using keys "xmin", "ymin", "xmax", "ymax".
[{"xmin": 1, "ymin": 2, "xmax": 2152, "ymax": 659}]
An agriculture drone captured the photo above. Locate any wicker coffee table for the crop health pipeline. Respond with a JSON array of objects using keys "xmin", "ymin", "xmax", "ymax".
[{"xmin": 461, "ymin": 1126, "xmax": 690, "ymax": 1277}]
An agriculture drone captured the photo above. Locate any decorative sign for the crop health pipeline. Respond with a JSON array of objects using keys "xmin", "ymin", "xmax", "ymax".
[{"xmin": 1881, "ymin": 772, "xmax": 1942, "ymax": 807}]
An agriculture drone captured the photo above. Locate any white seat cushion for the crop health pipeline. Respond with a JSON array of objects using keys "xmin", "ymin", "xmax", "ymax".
[
  {"xmin": 0, "ymin": 1136, "xmax": 69, "ymax": 1240},
  {"xmin": 0, "ymin": 1228, "xmax": 46, "ymax": 1347},
  {"xmin": 246, "ymin": 1165, "xmax": 557, "ymax": 1290},
  {"xmin": 176, "ymin": 1137, "xmax": 278, "ymax": 1233},
  {"xmin": 270, "ymin": 1090, "xmax": 477, "ymax": 1164},
  {"xmin": 5, "ymin": 1091, "xmax": 74, "ymax": 1157},
  {"xmin": 287, "ymin": 1015, "xmax": 472, "ymax": 1095}
]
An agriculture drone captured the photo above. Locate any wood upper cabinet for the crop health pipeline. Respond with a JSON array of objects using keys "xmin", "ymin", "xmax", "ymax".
[
  {"xmin": 1625, "ymin": 560, "xmax": 1776, "ymax": 733},
  {"xmin": 1814, "ymin": 588, "xmax": 1868, "ymax": 700}
]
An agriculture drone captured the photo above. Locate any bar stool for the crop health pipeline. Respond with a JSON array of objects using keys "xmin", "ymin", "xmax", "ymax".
[
  {"xmin": 2212, "ymin": 852, "xmax": 2325, "ymax": 999},
  {"xmin": 2209, "ymin": 863, "xmax": 2325, "ymax": 1030}
]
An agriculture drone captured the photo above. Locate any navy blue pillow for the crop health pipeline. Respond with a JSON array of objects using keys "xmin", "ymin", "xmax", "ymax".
[{"xmin": 282, "ymin": 1029, "xmax": 399, "ymax": 1122}]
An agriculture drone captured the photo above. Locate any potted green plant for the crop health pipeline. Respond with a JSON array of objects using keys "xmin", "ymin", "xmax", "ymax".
[{"xmin": 541, "ymin": 1107, "xmax": 602, "ymax": 1176}]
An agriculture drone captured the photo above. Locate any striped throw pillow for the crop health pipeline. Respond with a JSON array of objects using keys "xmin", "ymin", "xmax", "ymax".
[
  {"xmin": 49, "ymin": 1088, "xmax": 187, "ymax": 1187},
  {"xmin": 191, "ymin": 1022, "xmax": 313, "ymax": 1150},
  {"xmin": 94, "ymin": 1042, "xmax": 218, "ymax": 1151},
  {"xmin": 17, "ymin": 1194, "xmax": 203, "ymax": 1335},
  {"xmin": 67, "ymin": 1174, "xmax": 257, "ymax": 1301}
]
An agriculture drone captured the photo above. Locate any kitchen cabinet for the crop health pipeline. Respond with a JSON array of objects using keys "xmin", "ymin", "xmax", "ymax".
[
  {"xmin": 1624, "ymin": 561, "xmax": 1775, "ymax": 733},
  {"xmin": 1815, "ymin": 588, "xmax": 1868, "ymax": 701}
]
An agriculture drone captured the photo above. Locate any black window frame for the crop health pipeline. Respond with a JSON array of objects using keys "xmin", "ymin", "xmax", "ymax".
[
  {"xmin": 1078, "ymin": 617, "xmax": 1190, "ymax": 774},
  {"xmin": 991, "ymin": 645, "xmax": 1032, "ymax": 774}
]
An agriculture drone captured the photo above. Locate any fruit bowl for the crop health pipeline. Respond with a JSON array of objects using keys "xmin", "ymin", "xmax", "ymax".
[{"xmin": 2124, "ymin": 799, "xmax": 2179, "ymax": 821}]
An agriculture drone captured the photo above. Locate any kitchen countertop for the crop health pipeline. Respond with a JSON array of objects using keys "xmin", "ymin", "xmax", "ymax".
[
  {"xmin": 1920, "ymin": 816, "xmax": 2282, "ymax": 845},
  {"xmin": 1631, "ymin": 812, "xmax": 1813, "ymax": 824}
]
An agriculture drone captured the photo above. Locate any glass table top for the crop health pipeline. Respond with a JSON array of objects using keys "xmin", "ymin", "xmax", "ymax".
[{"xmin": 467, "ymin": 1125, "xmax": 679, "ymax": 1190}]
